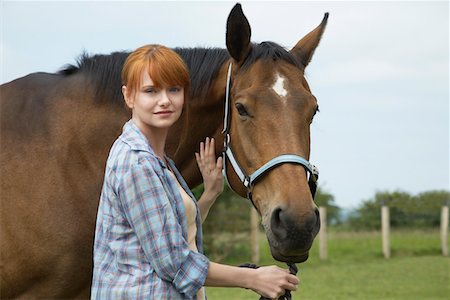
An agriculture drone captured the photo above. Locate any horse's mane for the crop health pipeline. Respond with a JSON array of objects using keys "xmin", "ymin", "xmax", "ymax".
[
  {"xmin": 59, "ymin": 51, "xmax": 128, "ymax": 105},
  {"xmin": 244, "ymin": 41, "xmax": 302, "ymax": 70},
  {"xmin": 58, "ymin": 48, "xmax": 230, "ymax": 105},
  {"xmin": 57, "ymin": 42, "xmax": 296, "ymax": 105},
  {"xmin": 174, "ymin": 47, "xmax": 229, "ymax": 98}
]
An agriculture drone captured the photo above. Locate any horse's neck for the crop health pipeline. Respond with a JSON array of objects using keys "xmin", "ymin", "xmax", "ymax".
[{"xmin": 169, "ymin": 61, "xmax": 229, "ymax": 188}]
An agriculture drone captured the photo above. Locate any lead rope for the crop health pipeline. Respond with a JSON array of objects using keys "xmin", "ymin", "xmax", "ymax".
[{"xmin": 239, "ymin": 263, "xmax": 298, "ymax": 300}]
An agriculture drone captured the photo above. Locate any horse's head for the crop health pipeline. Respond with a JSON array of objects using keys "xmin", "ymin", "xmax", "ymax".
[{"xmin": 223, "ymin": 4, "xmax": 328, "ymax": 263}]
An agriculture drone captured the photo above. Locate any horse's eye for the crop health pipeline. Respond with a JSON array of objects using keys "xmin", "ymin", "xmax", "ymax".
[{"xmin": 235, "ymin": 103, "xmax": 249, "ymax": 117}]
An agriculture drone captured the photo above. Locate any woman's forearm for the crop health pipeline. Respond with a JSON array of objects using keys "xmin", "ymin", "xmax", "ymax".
[
  {"xmin": 197, "ymin": 189, "xmax": 219, "ymax": 222},
  {"xmin": 204, "ymin": 262, "xmax": 254, "ymax": 288},
  {"xmin": 204, "ymin": 262, "xmax": 299, "ymax": 299}
]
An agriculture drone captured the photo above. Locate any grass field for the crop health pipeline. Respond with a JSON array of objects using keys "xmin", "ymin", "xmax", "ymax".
[{"xmin": 205, "ymin": 229, "xmax": 449, "ymax": 299}]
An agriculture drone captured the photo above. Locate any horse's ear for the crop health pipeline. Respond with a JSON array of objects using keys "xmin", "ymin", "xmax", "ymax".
[
  {"xmin": 226, "ymin": 3, "xmax": 252, "ymax": 63},
  {"xmin": 291, "ymin": 13, "xmax": 329, "ymax": 70}
]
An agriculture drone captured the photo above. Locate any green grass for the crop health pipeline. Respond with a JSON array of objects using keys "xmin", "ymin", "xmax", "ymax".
[{"xmin": 205, "ymin": 229, "xmax": 450, "ymax": 299}]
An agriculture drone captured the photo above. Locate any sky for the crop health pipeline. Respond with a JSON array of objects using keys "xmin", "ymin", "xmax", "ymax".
[{"xmin": 1, "ymin": 0, "xmax": 449, "ymax": 209}]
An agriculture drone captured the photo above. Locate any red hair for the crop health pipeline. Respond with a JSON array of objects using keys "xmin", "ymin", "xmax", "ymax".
[{"xmin": 122, "ymin": 44, "xmax": 190, "ymax": 98}]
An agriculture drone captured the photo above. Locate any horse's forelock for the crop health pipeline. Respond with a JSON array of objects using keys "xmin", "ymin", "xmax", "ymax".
[{"xmin": 242, "ymin": 41, "xmax": 302, "ymax": 71}]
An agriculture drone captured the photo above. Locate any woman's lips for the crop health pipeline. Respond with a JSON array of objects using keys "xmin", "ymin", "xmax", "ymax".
[{"xmin": 154, "ymin": 111, "xmax": 173, "ymax": 116}]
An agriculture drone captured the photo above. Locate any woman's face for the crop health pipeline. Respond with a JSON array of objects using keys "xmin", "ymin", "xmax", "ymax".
[{"xmin": 123, "ymin": 70, "xmax": 184, "ymax": 131}]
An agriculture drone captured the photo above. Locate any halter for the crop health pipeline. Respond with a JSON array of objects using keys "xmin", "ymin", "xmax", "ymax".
[{"xmin": 222, "ymin": 63, "xmax": 319, "ymax": 206}]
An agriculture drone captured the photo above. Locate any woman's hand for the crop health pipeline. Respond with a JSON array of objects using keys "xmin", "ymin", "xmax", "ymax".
[
  {"xmin": 250, "ymin": 266, "xmax": 299, "ymax": 299},
  {"xmin": 195, "ymin": 137, "xmax": 224, "ymax": 200}
]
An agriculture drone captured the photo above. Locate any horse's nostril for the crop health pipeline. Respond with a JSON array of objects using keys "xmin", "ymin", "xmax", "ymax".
[
  {"xmin": 314, "ymin": 207, "xmax": 321, "ymax": 232},
  {"xmin": 270, "ymin": 207, "xmax": 287, "ymax": 239},
  {"xmin": 271, "ymin": 206, "xmax": 321, "ymax": 240},
  {"xmin": 315, "ymin": 207, "xmax": 320, "ymax": 221}
]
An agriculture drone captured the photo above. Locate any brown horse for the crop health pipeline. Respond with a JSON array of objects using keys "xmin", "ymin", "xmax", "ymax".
[{"xmin": 0, "ymin": 4, "xmax": 328, "ymax": 299}]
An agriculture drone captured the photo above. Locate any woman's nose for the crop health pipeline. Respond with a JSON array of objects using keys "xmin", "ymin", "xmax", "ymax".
[{"xmin": 158, "ymin": 90, "xmax": 170, "ymax": 106}]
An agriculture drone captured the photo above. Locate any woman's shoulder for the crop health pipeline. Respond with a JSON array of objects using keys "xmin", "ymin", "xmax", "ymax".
[{"xmin": 107, "ymin": 138, "xmax": 160, "ymax": 174}]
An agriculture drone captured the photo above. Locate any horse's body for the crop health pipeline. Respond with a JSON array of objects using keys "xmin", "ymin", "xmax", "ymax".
[{"xmin": 0, "ymin": 4, "xmax": 327, "ymax": 298}]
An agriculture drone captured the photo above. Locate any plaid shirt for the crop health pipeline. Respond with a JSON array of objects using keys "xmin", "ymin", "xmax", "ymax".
[{"xmin": 91, "ymin": 120, "xmax": 209, "ymax": 299}]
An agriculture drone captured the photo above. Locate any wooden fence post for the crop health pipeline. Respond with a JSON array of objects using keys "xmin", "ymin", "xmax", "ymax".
[
  {"xmin": 250, "ymin": 207, "xmax": 260, "ymax": 264},
  {"xmin": 441, "ymin": 203, "xmax": 449, "ymax": 257},
  {"xmin": 381, "ymin": 203, "xmax": 391, "ymax": 259},
  {"xmin": 319, "ymin": 206, "xmax": 327, "ymax": 260}
]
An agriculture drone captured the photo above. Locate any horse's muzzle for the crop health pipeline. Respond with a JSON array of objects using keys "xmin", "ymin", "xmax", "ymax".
[{"xmin": 268, "ymin": 206, "xmax": 320, "ymax": 262}]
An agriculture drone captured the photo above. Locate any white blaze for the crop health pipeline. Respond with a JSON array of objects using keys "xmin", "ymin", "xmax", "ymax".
[{"xmin": 272, "ymin": 73, "xmax": 288, "ymax": 100}]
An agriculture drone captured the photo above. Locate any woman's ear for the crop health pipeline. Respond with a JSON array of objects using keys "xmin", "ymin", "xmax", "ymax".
[{"xmin": 122, "ymin": 85, "xmax": 134, "ymax": 109}]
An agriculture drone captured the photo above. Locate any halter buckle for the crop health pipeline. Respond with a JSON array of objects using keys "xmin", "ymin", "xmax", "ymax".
[{"xmin": 243, "ymin": 177, "xmax": 251, "ymax": 188}]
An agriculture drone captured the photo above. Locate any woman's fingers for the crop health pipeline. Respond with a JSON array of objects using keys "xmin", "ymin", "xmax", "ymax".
[
  {"xmin": 200, "ymin": 137, "xmax": 216, "ymax": 168},
  {"xmin": 195, "ymin": 152, "xmax": 201, "ymax": 168},
  {"xmin": 200, "ymin": 138, "xmax": 210, "ymax": 165},
  {"xmin": 253, "ymin": 266, "xmax": 300, "ymax": 298},
  {"xmin": 216, "ymin": 156, "xmax": 223, "ymax": 171},
  {"xmin": 282, "ymin": 274, "xmax": 299, "ymax": 291},
  {"xmin": 197, "ymin": 137, "xmax": 224, "ymax": 180},
  {"xmin": 199, "ymin": 140, "xmax": 205, "ymax": 161},
  {"xmin": 209, "ymin": 137, "xmax": 215, "ymax": 157},
  {"xmin": 209, "ymin": 138, "xmax": 217, "ymax": 170},
  {"xmin": 205, "ymin": 137, "xmax": 212, "ymax": 167}
]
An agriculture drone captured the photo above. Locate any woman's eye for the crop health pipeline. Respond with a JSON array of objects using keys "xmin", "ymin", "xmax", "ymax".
[
  {"xmin": 145, "ymin": 88, "xmax": 157, "ymax": 93},
  {"xmin": 235, "ymin": 103, "xmax": 250, "ymax": 117},
  {"xmin": 169, "ymin": 87, "xmax": 181, "ymax": 93}
]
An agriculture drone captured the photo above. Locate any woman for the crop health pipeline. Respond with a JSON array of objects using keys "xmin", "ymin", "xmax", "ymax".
[{"xmin": 91, "ymin": 44, "xmax": 299, "ymax": 299}]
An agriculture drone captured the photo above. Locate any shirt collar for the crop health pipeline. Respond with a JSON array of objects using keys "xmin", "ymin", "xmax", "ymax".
[
  {"xmin": 119, "ymin": 120, "xmax": 173, "ymax": 171},
  {"xmin": 119, "ymin": 119, "xmax": 155, "ymax": 154}
]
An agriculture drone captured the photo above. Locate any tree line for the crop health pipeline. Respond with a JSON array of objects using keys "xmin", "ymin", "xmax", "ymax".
[
  {"xmin": 193, "ymin": 184, "xmax": 449, "ymax": 259},
  {"xmin": 344, "ymin": 189, "xmax": 449, "ymax": 230},
  {"xmin": 196, "ymin": 184, "xmax": 450, "ymax": 232},
  {"xmin": 314, "ymin": 188, "xmax": 450, "ymax": 230}
]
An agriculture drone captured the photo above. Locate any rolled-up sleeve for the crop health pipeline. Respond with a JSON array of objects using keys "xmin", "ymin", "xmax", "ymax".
[{"xmin": 117, "ymin": 158, "xmax": 209, "ymax": 298}]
